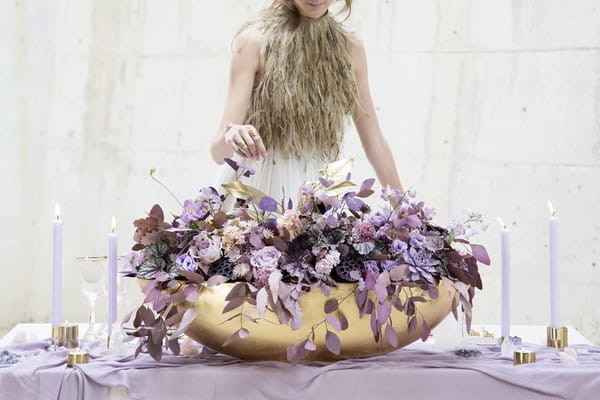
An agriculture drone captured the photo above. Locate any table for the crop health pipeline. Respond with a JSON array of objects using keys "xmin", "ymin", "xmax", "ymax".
[{"xmin": 1, "ymin": 323, "xmax": 599, "ymax": 400}]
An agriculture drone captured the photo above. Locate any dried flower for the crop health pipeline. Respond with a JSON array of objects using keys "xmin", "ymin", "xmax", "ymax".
[
  {"xmin": 315, "ymin": 250, "xmax": 340, "ymax": 275},
  {"xmin": 277, "ymin": 209, "xmax": 303, "ymax": 240},
  {"xmin": 352, "ymin": 221, "xmax": 376, "ymax": 242},
  {"xmin": 232, "ymin": 263, "xmax": 250, "ymax": 279}
]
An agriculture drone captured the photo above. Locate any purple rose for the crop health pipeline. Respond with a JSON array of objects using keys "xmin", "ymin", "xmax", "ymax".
[
  {"xmin": 250, "ymin": 246, "xmax": 281, "ymax": 270},
  {"xmin": 191, "ymin": 233, "xmax": 221, "ymax": 264}
]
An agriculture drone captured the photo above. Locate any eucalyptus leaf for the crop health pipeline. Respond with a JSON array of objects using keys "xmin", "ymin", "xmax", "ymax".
[
  {"xmin": 325, "ymin": 331, "xmax": 341, "ymax": 355},
  {"xmin": 324, "ymin": 298, "xmax": 338, "ymax": 314},
  {"xmin": 326, "ymin": 314, "xmax": 342, "ymax": 331},
  {"xmin": 256, "ymin": 287, "xmax": 268, "ymax": 319},
  {"xmin": 170, "ymin": 307, "xmax": 197, "ymax": 338},
  {"xmin": 268, "ymin": 270, "xmax": 282, "ymax": 303},
  {"xmin": 384, "ymin": 324, "xmax": 399, "ymax": 347}
]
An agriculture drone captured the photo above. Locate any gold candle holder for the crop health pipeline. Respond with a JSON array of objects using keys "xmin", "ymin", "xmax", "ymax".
[
  {"xmin": 67, "ymin": 350, "xmax": 89, "ymax": 367},
  {"xmin": 546, "ymin": 326, "xmax": 568, "ymax": 349},
  {"xmin": 513, "ymin": 349, "xmax": 536, "ymax": 365},
  {"xmin": 51, "ymin": 323, "xmax": 79, "ymax": 348}
]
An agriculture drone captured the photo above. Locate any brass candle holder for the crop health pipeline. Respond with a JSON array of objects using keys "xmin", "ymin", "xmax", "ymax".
[
  {"xmin": 514, "ymin": 349, "xmax": 536, "ymax": 365},
  {"xmin": 547, "ymin": 326, "xmax": 568, "ymax": 349},
  {"xmin": 51, "ymin": 323, "xmax": 79, "ymax": 348},
  {"xmin": 67, "ymin": 350, "xmax": 89, "ymax": 367}
]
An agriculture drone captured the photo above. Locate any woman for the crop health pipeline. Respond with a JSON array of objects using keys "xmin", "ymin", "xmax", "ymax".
[{"xmin": 210, "ymin": 0, "xmax": 405, "ymax": 203}]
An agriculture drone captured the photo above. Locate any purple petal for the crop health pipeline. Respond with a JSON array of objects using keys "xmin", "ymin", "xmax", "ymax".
[
  {"xmin": 470, "ymin": 243, "xmax": 491, "ymax": 265},
  {"xmin": 223, "ymin": 158, "xmax": 239, "ymax": 171},
  {"xmin": 258, "ymin": 196, "xmax": 278, "ymax": 212},
  {"xmin": 406, "ymin": 214, "xmax": 422, "ymax": 228}
]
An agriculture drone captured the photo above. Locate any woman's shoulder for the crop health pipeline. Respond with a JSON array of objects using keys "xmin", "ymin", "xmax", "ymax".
[
  {"xmin": 233, "ymin": 23, "xmax": 266, "ymax": 55},
  {"xmin": 346, "ymin": 31, "xmax": 367, "ymax": 68}
]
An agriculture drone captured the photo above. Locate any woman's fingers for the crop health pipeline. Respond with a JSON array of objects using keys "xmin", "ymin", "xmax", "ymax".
[
  {"xmin": 227, "ymin": 132, "xmax": 251, "ymax": 158},
  {"xmin": 247, "ymin": 125, "xmax": 267, "ymax": 158},
  {"xmin": 239, "ymin": 128, "xmax": 259, "ymax": 159},
  {"xmin": 223, "ymin": 124, "xmax": 266, "ymax": 160}
]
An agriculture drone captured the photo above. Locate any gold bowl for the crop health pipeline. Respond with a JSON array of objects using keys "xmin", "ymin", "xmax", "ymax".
[{"xmin": 179, "ymin": 281, "xmax": 457, "ymax": 362}]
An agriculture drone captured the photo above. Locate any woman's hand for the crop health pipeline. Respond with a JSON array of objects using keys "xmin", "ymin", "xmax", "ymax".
[{"xmin": 223, "ymin": 124, "xmax": 267, "ymax": 160}]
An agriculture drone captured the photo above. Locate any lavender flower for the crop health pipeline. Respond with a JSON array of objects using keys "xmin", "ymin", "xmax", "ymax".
[
  {"xmin": 368, "ymin": 212, "xmax": 387, "ymax": 228},
  {"xmin": 380, "ymin": 260, "xmax": 397, "ymax": 272},
  {"xmin": 423, "ymin": 206, "xmax": 436, "ymax": 220},
  {"xmin": 409, "ymin": 232, "xmax": 427, "ymax": 248},
  {"xmin": 175, "ymin": 253, "xmax": 199, "ymax": 272},
  {"xmin": 179, "ymin": 199, "xmax": 209, "ymax": 225},
  {"xmin": 391, "ymin": 239, "xmax": 408, "ymax": 255}
]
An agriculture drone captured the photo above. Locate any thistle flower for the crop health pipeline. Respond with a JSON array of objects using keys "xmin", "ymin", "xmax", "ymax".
[
  {"xmin": 351, "ymin": 221, "xmax": 375, "ymax": 242},
  {"xmin": 232, "ymin": 262, "xmax": 251, "ymax": 279}
]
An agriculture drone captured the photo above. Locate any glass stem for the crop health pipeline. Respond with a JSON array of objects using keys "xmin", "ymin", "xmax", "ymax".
[{"xmin": 89, "ymin": 301, "xmax": 96, "ymax": 329}]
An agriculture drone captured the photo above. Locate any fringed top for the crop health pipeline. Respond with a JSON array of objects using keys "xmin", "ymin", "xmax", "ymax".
[{"xmin": 243, "ymin": 6, "xmax": 359, "ymax": 161}]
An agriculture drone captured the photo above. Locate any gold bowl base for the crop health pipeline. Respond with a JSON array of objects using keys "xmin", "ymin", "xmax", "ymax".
[{"xmin": 183, "ymin": 281, "xmax": 457, "ymax": 362}]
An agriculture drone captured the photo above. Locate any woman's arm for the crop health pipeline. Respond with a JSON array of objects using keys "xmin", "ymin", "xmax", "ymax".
[
  {"xmin": 351, "ymin": 39, "xmax": 405, "ymax": 194},
  {"xmin": 210, "ymin": 27, "xmax": 267, "ymax": 164}
]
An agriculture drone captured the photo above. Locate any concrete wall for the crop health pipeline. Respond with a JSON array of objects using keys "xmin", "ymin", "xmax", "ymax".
[{"xmin": 1, "ymin": 0, "xmax": 599, "ymax": 343}]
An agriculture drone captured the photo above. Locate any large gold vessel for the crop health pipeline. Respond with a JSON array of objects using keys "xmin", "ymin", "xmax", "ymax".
[{"xmin": 181, "ymin": 281, "xmax": 457, "ymax": 362}]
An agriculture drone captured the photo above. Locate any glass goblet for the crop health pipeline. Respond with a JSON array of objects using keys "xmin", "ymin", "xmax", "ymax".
[{"xmin": 76, "ymin": 256, "xmax": 105, "ymax": 340}]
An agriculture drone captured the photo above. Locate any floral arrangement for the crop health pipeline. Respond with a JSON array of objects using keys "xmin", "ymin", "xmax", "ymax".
[{"xmin": 122, "ymin": 159, "xmax": 490, "ymax": 363}]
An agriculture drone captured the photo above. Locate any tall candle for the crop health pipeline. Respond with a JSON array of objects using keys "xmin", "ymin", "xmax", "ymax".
[
  {"xmin": 52, "ymin": 204, "xmax": 63, "ymax": 327},
  {"xmin": 498, "ymin": 217, "xmax": 510, "ymax": 337},
  {"xmin": 108, "ymin": 216, "xmax": 118, "ymax": 339},
  {"xmin": 548, "ymin": 201, "xmax": 560, "ymax": 328}
]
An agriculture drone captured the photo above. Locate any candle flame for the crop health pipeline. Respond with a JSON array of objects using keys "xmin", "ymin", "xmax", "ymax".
[
  {"xmin": 497, "ymin": 217, "xmax": 507, "ymax": 229},
  {"xmin": 54, "ymin": 204, "xmax": 61, "ymax": 220},
  {"xmin": 547, "ymin": 200, "xmax": 557, "ymax": 216},
  {"xmin": 111, "ymin": 216, "xmax": 117, "ymax": 233}
]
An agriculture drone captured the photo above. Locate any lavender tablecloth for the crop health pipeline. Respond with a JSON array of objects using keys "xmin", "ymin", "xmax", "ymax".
[{"xmin": 1, "ymin": 339, "xmax": 600, "ymax": 400}]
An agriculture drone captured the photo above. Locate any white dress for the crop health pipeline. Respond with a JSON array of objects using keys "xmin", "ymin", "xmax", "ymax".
[{"xmin": 211, "ymin": 149, "xmax": 332, "ymax": 210}]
